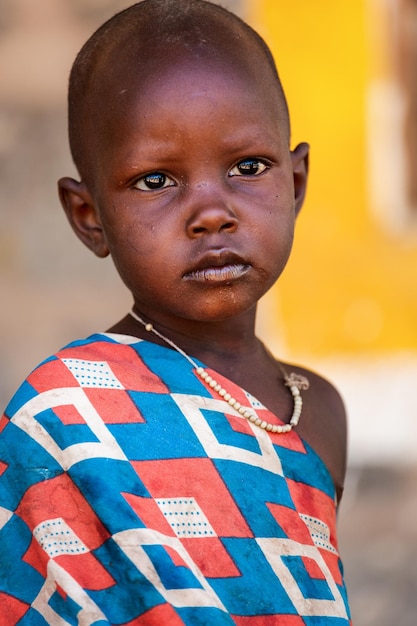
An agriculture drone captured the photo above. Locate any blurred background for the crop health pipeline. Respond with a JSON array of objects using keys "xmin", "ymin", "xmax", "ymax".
[{"xmin": 0, "ymin": 0, "xmax": 416, "ymax": 623}]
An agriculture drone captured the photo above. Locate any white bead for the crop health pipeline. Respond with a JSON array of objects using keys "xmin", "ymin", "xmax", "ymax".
[{"xmin": 195, "ymin": 360, "xmax": 304, "ymax": 436}]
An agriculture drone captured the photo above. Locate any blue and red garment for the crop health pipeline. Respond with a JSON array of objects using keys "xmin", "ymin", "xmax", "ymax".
[{"xmin": 0, "ymin": 334, "xmax": 351, "ymax": 624}]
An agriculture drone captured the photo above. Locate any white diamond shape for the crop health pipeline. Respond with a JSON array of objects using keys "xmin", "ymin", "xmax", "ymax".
[
  {"xmin": 156, "ymin": 497, "xmax": 216, "ymax": 538},
  {"xmin": 62, "ymin": 358, "xmax": 124, "ymax": 389},
  {"xmin": 34, "ymin": 517, "xmax": 89, "ymax": 558},
  {"xmin": 300, "ymin": 514, "xmax": 338, "ymax": 554}
]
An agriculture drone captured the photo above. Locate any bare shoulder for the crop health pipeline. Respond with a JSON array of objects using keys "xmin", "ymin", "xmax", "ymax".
[{"xmin": 284, "ymin": 361, "xmax": 348, "ymax": 505}]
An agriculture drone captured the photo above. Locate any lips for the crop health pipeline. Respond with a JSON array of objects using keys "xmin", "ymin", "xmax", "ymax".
[
  {"xmin": 183, "ymin": 251, "xmax": 250, "ymax": 284},
  {"xmin": 185, "ymin": 263, "xmax": 250, "ymax": 282}
]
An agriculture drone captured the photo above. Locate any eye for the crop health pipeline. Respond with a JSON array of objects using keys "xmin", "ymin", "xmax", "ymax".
[
  {"xmin": 229, "ymin": 159, "xmax": 268, "ymax": 177},
  {"xmin": 134, "ymin": 172, "xmax": 175, "ymax": 191}
]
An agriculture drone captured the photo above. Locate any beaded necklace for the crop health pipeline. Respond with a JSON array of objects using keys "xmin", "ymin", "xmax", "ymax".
[{"xmin": 129, "ymin": 309, "xmax": 309, "ymax": 434}]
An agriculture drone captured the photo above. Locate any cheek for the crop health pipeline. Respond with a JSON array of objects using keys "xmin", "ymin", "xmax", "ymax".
[
  {"xmin": 107, "ymin": 227, "xmax": 177, "ymax": 297},
  {"xmin": 261, "ymin": 208, "xmax": 295, "ymax": 272}
]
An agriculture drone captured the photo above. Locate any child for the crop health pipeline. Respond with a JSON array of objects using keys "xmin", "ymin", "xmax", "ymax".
[{"xmin": 0, "ymin": 1, "xmax": 351, "ymax": 623}]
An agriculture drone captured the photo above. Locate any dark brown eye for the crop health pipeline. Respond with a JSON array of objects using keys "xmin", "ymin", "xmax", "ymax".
[
  {"xmin": 229, "ymin": 159, "xmax": 268, "ymax": 177},
  {"xmin": 135, "ymin": 172, "xmax": 174, "ymax": 190}
]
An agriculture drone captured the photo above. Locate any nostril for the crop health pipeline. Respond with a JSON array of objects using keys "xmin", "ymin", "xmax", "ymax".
[
  {"xmin": 220, "ymin": 221, "xmax": 236, "ymax": 232},
  {"xmin": 192, "ymin": 220, "xmax": 236, "ymax": 236}
]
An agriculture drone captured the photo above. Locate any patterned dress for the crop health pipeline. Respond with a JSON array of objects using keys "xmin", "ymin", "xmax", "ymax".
[{"xmin": 0, "ymin": 333, "xmax": 351, "ymax": 625}]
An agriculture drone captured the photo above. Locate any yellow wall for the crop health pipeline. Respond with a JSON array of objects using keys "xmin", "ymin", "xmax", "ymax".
[{"xmin": 249, "ymin": 0, "xmax": 417, "ymax": 356}]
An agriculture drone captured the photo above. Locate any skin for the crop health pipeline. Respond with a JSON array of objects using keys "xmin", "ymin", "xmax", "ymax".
[{"xmin": 59, "ymin": 45, "xmax": 347, "ymax": 503}]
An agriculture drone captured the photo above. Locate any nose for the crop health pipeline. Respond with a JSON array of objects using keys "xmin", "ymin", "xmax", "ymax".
[{"xmin": 185, "ymin": 183, "xmax": 238, "ymax": 238}]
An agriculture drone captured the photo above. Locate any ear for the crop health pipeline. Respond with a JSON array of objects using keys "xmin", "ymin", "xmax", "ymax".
[
  {"xmin": 58, "ymin": 177, "xmax": 110, "ymax": 258},
  {"xmin": 291, "ymin": 142, "xmax": 309, "ymax": 217}
]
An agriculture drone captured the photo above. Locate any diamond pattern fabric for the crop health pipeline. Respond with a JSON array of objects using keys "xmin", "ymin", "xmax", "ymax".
[{"xmin": 0, "ymin": 334, "xmax": 351, "ymax": 624}]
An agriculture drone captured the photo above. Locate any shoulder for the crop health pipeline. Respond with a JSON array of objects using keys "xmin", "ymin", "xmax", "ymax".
[
  {"xmin": 284, "ymin": 362, "xmax": 348, "ymax": 505},
  {"xmin": 297, "ymin": 365, "xmax": 346, "ymax": 423},
  {"xmin": 2, "ymin": 334, "xmax": 130, "ymax": 418}
]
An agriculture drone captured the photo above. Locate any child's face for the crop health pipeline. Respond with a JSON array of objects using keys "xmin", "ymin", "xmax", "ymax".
[{"xmin": 62, "ymin": 52, "xmax": 308, "ymax": 329}]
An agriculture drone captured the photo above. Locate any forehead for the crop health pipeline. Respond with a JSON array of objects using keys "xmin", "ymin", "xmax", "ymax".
[
  {"xmin": 119, "ymin": 61, "xmax": 283, "ymax": 147},
  {"xmin": 96, "ymin": 60, "xmax": 283, "ymax": 169},
  {"xmin": 127, "ymin": 49, "xmax": 275, "ymax": 104},
  {"xmin": 93, "ymin": 42, "xmax": 286, "ymax": 138}
]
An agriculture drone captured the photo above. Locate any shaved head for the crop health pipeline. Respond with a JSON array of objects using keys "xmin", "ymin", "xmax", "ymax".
[{"xmin": 68, "ymin": 0, "xmax": 289, "ymax": 182}]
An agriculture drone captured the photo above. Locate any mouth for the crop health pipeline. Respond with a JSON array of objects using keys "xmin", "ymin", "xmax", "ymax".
[
  {"xmin": 183, "ymin": 251, "xmax": 251, "ymax": 284},
  {"xmin": 184, "ymin": 263, "xmax": 250, "ymax": 283}
]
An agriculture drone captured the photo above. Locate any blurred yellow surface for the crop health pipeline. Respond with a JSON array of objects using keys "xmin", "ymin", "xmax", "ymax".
[{"xmin": 250, "ymin": 0, "xmax": 417, "ymax": 356}]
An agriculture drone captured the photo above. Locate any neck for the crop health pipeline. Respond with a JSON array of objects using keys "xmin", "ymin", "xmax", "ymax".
[{"xmin": 125, "ymin": 306, "xmax": 261, "ymax": 363}]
